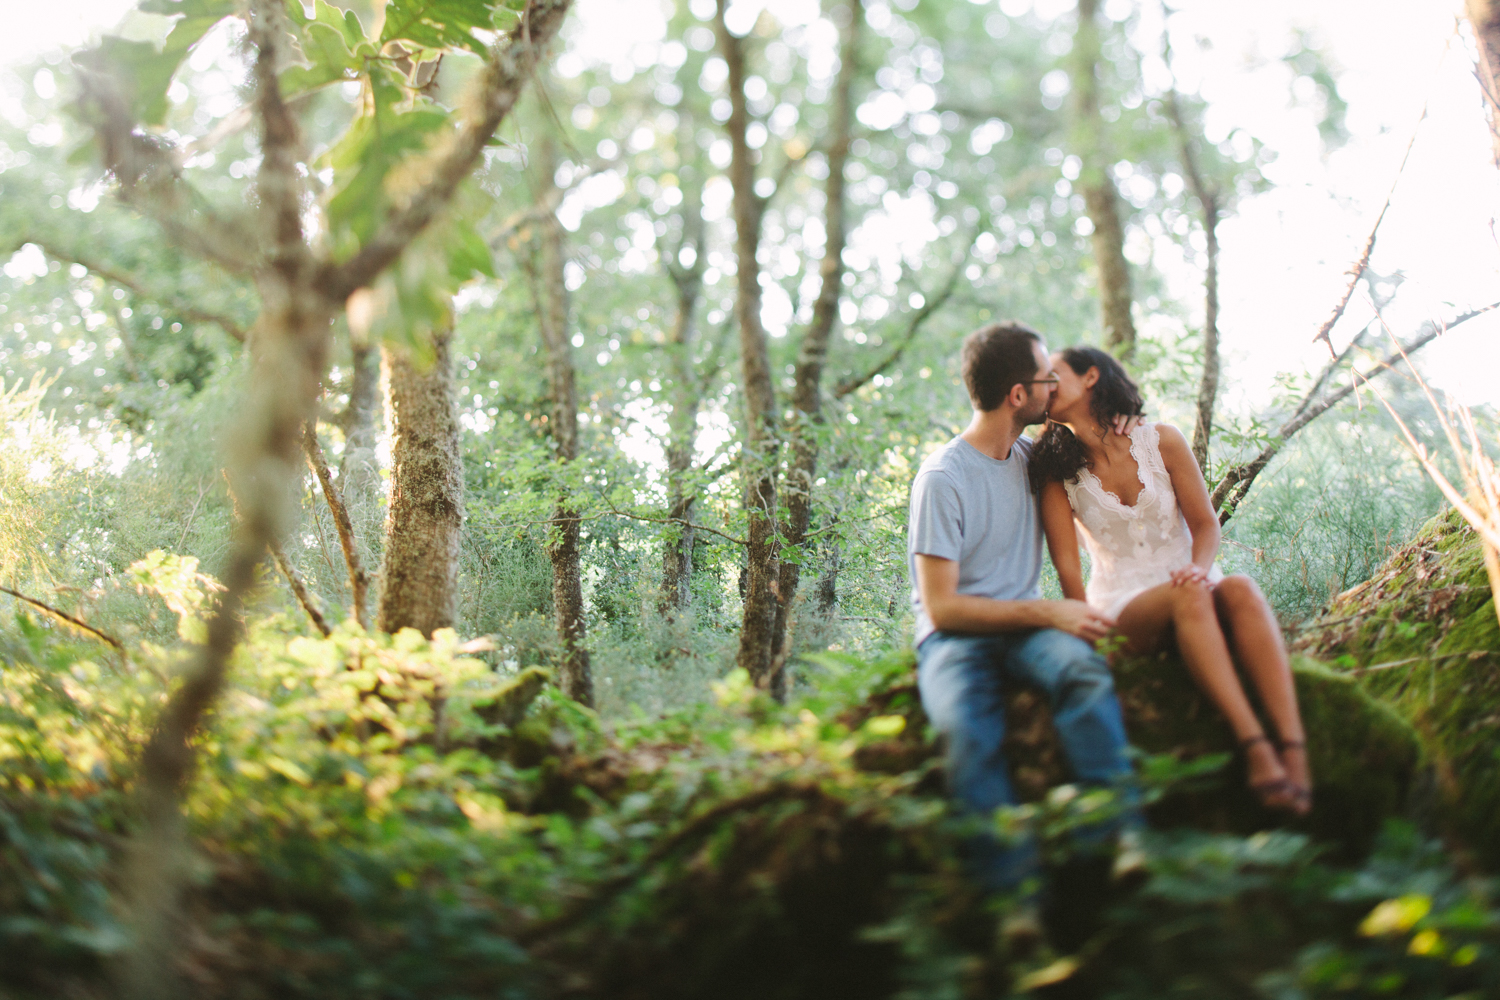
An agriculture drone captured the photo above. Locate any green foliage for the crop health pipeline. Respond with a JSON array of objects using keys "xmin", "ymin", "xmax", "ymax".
[
  {"xmin": 3, "ymin": 625, "xmax": 1500, "ymax": 998},
  {"xmin": 75, "ymin": 0, "xmax": 235, "ymax": 126}
]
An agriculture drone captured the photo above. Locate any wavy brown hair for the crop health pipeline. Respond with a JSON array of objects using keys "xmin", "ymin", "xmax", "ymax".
[{"xmin": 1027, "ymin": 346, "xmax": 1145, "ymax": 494}]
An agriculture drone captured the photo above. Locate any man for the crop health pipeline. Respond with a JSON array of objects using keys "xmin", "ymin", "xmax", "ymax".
[{"xmin": 907, "ymin": 321, "xmax": 1136, "ymax": 908}]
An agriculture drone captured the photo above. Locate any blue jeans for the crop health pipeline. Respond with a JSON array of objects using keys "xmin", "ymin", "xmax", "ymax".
[{"xmin": 917, "ymin": 628, "xmax": 1136, "ymax": 892}]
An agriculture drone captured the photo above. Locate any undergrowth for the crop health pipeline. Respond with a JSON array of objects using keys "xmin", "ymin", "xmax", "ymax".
[{"xmin": 1, "ymin": 580, "xmax": 1497, "ymax": 999}]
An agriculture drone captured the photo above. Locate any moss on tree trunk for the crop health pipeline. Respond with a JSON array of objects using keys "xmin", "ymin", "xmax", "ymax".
[{"xmin": 1297, "ymin": 507, "xmax": 1500, "ymax": 867}]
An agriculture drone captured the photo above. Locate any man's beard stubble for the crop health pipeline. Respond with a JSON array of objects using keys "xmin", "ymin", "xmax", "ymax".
[{"xmin": 1020, "ymin": 389, "xmax": 1050, "ymax": 428}]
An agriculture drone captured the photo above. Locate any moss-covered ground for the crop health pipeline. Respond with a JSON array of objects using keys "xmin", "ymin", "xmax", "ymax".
[{"xmin": 1297, "ymin": 506, "xmax": 1500, "ymax": 868}]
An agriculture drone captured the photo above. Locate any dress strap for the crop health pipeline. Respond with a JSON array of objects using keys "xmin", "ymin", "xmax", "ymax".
[{"xmin": 1133, "ymin": 422, "xmax": 1170, "ymax": 485}]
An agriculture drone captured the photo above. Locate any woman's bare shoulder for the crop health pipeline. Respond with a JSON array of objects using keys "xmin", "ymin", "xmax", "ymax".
[{"xmin": 1151, "ymin": 422, "xmax": 1191, "ymax": 452}]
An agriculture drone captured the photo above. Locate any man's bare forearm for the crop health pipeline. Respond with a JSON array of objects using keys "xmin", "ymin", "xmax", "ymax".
[{"xmin": 926, "ymin": 595, "xmax": 1061, "ymax": 634}]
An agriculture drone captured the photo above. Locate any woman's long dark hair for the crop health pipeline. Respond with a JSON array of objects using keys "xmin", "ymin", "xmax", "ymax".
[{"xmin": 1027, "ymin": 346, "xmax": 1145, "ymax": 494}]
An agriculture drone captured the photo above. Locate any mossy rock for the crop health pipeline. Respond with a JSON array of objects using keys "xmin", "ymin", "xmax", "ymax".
[
  {"xmin": 1000, "ymin": 651, "xmax": 1420, "ymax": 859},
  {"xmin": 1297, "ymin": 507, "xmax": 1500, "ymax": 866},
  {"xmin": 856, "ymin": 648, "xmax": 1421, "ymax": 859}
]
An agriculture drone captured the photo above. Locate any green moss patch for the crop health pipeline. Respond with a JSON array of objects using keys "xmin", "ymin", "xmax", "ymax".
[
  {"xmin": 991, "ymin": 649, "xmax": 1421, "ymax": 859},
  {"xmin": 1298, "ymin": 507, "xmax": 1500, "ymax": 867}
]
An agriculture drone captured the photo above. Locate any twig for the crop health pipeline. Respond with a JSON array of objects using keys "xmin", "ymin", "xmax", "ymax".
[
  {"xmin": 222, "ymin": 470, "xmax": 332, "ymax": 638},
  {"xmin": 303, "ymin": 423, "xmax": 370, "ymax": 629},
  {"xmin": 1210, "ymin": 300, "xmax": 1500, "ymax": 522},
  {"xmin": 176, "ymin": 474, "xmax": 213, "ymax": 551},
  {"xmin": 1349, "ymin": 650, "xmax": 1494, "ymax": 675},
  {"xmin": 0, "ymin": 585, "xmax": 126, "ymax": 657},
  {"xmin": 605, "ymin": 501, "xmax": 748, "ymax": 546},
  {"xmin": 25, "ymin": 238, "xmax": 248, "ymax": 342},
  {"xmin": 834, "ymin": 260, "xmax": 962, "ymax": 398},
  {"xmin": 268, "ymin": 545, "xmax": 332, "ymax": 637},
  {"xmin": 1310, "ymin": 89, "xmax": 1430, "ymax": 357}
]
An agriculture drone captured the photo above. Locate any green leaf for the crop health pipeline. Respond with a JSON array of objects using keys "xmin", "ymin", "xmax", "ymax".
[
  {"xmin": 380, "ymin": 0, "xmax": 501, "ymax": 58},
  {"xmin": 323, "ymin": 80, "xmax": 449, "ymax": 244},
  {"xmin": 281, "ymin": 0, "xmax": 375, "ymax": 98},
  {"xmin": 446, "ymin": 218, "xmax": 495, "ymax": 282},
  {"xmin": 75, "ymin": 38, "xmax": 182, "ymax": 128},
  {"xmin": 104, "ymin": 0, "xmax": 237, "ymax": 126}
]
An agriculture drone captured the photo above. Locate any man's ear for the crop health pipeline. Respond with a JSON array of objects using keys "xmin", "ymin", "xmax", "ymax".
[{"xmin": 1006, "ymin": 381, "xmax": 1029, "ymax": 409}]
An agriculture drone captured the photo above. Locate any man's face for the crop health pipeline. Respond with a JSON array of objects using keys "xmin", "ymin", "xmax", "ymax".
[{"xmin": 1017, "ymin": 340, "xmax": 1055, "ymax": 426}]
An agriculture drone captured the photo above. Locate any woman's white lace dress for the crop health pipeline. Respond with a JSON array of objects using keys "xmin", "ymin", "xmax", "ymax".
[{"xmin": 1063, "ymin": 422, "xmax": 1222, "ymax": 618}]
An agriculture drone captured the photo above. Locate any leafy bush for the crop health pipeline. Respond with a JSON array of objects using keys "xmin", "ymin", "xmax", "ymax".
[{"xmin": 3, "ymin": 603, "xmax": 1499, "ymax": 1000}]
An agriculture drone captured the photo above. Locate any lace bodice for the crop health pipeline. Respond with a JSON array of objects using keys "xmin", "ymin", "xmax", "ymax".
[{"xmin": 1063, "ymin": 422, "xmax": 1220, "ymax": 617}]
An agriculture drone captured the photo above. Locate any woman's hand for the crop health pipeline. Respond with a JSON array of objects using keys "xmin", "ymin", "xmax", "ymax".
[{"xmin": 1170, "ymin": 564, "xmax": 1211, "ymax": 588}]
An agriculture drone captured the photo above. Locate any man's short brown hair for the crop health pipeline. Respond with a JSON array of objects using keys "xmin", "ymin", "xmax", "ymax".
[{"xmin": 961, "ymin": 321, "xmax": 1042, "ymax": 411}]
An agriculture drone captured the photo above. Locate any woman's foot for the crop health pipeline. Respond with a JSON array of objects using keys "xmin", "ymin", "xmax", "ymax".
[
  {"xmin": 1277, "ymin": 740, "xmax": 1314, "ymax": 817},
  {"xmin": 1240, "ymin": 734, "xmax": 1298, "ymax": 812}
]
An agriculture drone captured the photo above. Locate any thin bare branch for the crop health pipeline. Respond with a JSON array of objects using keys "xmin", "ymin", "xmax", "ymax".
[
  {"xmin": 303, "ymin": 423, "xmax": 370, "ymax": 629},
  {"xmin": 0, "ymin": 585, "xmax": 126, "ymax": 656},
  {"xmin": 835, "ymin": 261, "xmax": 962, "ymax": 398},
  {"xmin": 1211, "ymin": 300, "xmax": 1500, "ymax": 522},
  {"xmin": 604, "ymin": 501, "xmax": 748, "ymax": 546},
  {"xmin": 26, "ymin": 237, "xmax": 248, "ymax": 342},
  {"xmin": 73, "ymin": 70, "xmax": 258, "ymax": 273},
  {"xmin": 1310, "ymin": 103, "xmax": 1428, "ymax": 357},
  {"xmin": 223, "ymin": 469, "xmax": 331, "ymax": 636}
]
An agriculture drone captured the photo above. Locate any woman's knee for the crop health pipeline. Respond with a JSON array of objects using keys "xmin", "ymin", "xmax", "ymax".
[
  {"xmin": 1214, "ymin": 574, "xmax": 1265, "ymax": 611},
  {"xmin": 1169, "ymin": 581, "xmax": 1217, "ymax": 621}
]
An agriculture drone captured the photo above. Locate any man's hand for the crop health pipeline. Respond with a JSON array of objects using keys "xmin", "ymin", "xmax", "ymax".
[
  {"xmin": 1111, "ymin": 414, "xmax": 1146, "ymax": 436},
  {"xmin": 1169, "ymin": 564, "xmax": 1211, "ymax": 588},
  {"xmin": 1048, "ymin": 599, "xmax": 1116, "ymax": 641}
]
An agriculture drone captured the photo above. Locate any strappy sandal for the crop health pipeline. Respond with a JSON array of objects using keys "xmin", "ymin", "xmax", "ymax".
[
  {"xmin": 1240, "ymin": 734, "xmax": 1298, "ymax": 811},
  {"xmin": 1277, "ymin": 739, "xmax": 1314, "ymax": 816}
]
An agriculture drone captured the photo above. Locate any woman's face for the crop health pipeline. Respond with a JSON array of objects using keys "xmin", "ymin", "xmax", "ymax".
[{"xmin": 1047, "ymin": 353, "xmax": 1091, "ymax": 421}]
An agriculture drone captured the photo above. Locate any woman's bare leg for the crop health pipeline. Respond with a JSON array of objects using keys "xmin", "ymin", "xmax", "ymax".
[
  {"xmin": 1213, "ymin": 575, "xmax": 1311, "ymax": 806},
  {"xmin": 1114, "ymin": 581, "xmax": 1292, "ymax": 806}
]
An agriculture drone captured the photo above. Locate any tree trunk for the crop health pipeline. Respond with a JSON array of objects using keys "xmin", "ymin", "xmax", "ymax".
[
  {"xmin": 1071, "ymin": 0, "xmax": 1136, "ymax": 358},
  {"xmin": 660, "ymin": 174, "xmax": 708, "ymax": 620},
  {"xmin": 377, "ymin": 328, "xmax": 464, "ymax": 636},
  {"xmin": 531, "ymin": 138, "xmax": 593, "ymax": 707},
  {"xmin": 338, "ymin": 339, "xmax": 383, "ymax": 512},
  {"xmin": 769, "ymin": 0, "xmax": 861, "ymax": 685},
  {"xmin": 1469, "ymin": 0, "xmax": 1500, "ymax": 169},
  {"xmin": 1189, "ymin": 211, "xmax": 1220, "ymax": 471},
  {"xmin": 717, "ymin": 0, "xmax": 780, "ymax": 691},
  {"xmin": 1164, "ymin": 90, "xmax": 1222, "ymax": 473}
]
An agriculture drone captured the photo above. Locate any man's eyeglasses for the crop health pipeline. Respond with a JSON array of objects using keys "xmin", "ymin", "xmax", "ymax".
[{"xmin": 1024, "ymin": 376, "xmax": 1060, "ymax": 386}]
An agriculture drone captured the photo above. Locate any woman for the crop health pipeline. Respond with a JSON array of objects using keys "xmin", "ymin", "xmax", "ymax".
[{"xmin": 1029, "ymin": 346, "xmax": 1312, "ymax": 814}]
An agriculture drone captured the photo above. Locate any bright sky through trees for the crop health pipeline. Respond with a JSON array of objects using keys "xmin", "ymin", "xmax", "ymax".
[{"xmin": 4, "ymin": 0, "xmax": 1498, "ymax": 407}]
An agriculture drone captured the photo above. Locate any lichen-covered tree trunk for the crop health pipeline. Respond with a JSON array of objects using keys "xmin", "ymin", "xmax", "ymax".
[
  {"xmin": 718, "ymin": 0, "xmax": 779, "ymax": 690},
  {"xmin": 769, "ymin": 0, "xmax": 861, "ymax": 688},
  {"xmin": 1071, "ymin": 0, "xmax": 1136, "ymax": 358},
  {"xmin": 660, "ymin": 178, "xmax": 707, "ymax": 620},
  {"xmin": 377, "ymin": 328, "xmax": 463, "ymax": 637},
  {"xmin": 532, "ymin": 138, "xmax": 592, "ymax": 706},
  {"xmin": 1468, "ymin": 0, "xmax": 1500, "ymax": 169}
]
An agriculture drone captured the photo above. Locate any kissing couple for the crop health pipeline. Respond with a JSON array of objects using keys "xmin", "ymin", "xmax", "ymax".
[{"xmin": 906, "ymin": 320, "xmax": 1312, "ymax": 905}]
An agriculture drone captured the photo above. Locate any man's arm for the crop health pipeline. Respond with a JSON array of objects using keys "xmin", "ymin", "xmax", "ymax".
[{"xmin": 915, "ymin": 553, "xmax": 1115, "ymax": 641}]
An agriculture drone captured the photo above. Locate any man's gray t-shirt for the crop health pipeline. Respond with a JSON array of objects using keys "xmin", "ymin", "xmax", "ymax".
[{"xmin": 907, "ymin": 435, "xmax": 1042, "ymax": 646}]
